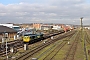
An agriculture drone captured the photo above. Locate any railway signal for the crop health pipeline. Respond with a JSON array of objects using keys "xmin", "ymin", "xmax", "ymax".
[
  {"xmin": 24, "ymin": 43, "xmax": 28, "ymax": 50},
  {"xmin": 68, "ymin": 41, "xmax": 69, "ymax": 44},
  {"xmin": 4, "ymin": 32, "xmax": 8, "ymax": 60}
]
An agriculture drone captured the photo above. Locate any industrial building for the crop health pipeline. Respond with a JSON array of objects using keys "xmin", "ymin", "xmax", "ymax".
[{"xmin": 0, "ymin": 26, "xmax": 17, "ymax": 42}]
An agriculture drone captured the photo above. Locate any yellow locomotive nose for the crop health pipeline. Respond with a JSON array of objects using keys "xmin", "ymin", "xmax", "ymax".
[{"xmin": 23, "ymin": 36, "xmax": 30, "ymax": 42}]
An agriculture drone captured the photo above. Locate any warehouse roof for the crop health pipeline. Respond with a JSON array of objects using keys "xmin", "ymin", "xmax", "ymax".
[{"xmin": 0, "ymin": 26, "xmax": 17, "ymax": 33}]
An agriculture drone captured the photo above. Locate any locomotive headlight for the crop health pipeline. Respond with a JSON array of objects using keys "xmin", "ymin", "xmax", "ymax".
[{"xmin": 37, "ymin": 36, "xmax": 40, "ymax": 38}]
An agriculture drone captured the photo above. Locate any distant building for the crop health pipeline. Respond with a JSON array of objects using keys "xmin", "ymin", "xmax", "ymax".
[
  {"xmin": 52, "ymin": 25, "xmax": 62, "ymax": 31},
  {"xmin": 0, "ymin": 24, "xmax": 20, "ymax": 31},
  {"xmin": 41, "ymin": 25, "xmax": 53, "ymax": 30},
  {"xmin": 0, "ymin": 24, "xmax": 13, "ymax": 28},
  {"xmin": 33, "ymin": 23, "xmax": 42, "ymax": 30},
  {"xmin": 84, "ymin": 27, "xmax": 90, "ymax": 29},
  {"xmin": 12, "ymin": 26, "xmax": 21, "ymax": 31}
]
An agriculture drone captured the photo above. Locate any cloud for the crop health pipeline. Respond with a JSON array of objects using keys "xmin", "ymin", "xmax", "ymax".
[{"xmin": 0, "ymin": 0, "xmax": 90, "ymax": 25}]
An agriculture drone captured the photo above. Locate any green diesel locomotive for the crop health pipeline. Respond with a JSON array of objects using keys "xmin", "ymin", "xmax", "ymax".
[{"xmin": 22, "ymin": 33, "xmax": 44, "ymax": 43}]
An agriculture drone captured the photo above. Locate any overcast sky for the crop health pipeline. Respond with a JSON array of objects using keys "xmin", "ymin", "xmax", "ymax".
[{"xmin": 0, "ymin": 0, "xmax": 90, "ymax": 25}]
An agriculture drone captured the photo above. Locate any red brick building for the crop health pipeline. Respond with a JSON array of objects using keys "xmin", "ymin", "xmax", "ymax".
[{"xmin": 33, "ymin": 23, "xmax": 42, "ymax": 30}]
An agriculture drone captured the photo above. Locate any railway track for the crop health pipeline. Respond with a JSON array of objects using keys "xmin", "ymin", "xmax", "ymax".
[
  {"xmin": 43, "ymin": 41, "xmax": 66, "ymax": 60},
  {"xmin": 13, "ymin": 30, "xmax": 76, "ymax": 60},
  {"xmin": 0, "ymin": 30, "xmax": 76, "ymax": 60},
  {"xmin": 0, "ymin": 40, "xmax": 23, "ymax": 56},
  {"xmin": 42, "ymin": 35, "xmax": 73, "ymax": 60},
  {"xmin": 0, "ymin": 32, "xmax": 62, "ymax": 57},
  {"xmin": 63, "ymin": 31, "xmax": 80, "ymax": 60},
  {"xmin": 14, "ymin": 40, "xmax": 55, "ymax": 60},
  {"xmin": 83, "ymin": 30, "xmax": 89, "ymax": 60},
  {"xmin": 85, "ymin": 30, "xmax": 90, "ymax": 44},
  {"xmin": 42, "ymin": 30, "xmax": 78, "ymax": 60}
]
